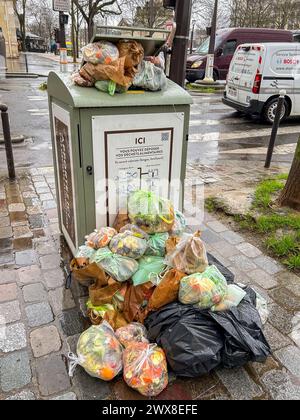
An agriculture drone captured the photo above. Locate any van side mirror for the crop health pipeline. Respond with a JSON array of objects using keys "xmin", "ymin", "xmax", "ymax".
[{"xmin": 216, "ymin": 48, "xmax": 223, "ymax": 57}]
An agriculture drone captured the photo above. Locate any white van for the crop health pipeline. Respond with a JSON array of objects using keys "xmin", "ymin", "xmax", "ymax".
[{"xmin": 223, "ymin": 42, "xmax": 300, "ymax": 123}]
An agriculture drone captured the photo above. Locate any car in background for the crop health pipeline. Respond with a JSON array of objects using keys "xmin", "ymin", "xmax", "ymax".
[
  {"xmin": 223, "ymin": 42, "xmax": 300, "ymax": 123},
  {"xmin": 186, "ymin": 28, "xmax": 294, "ymax": 82}
]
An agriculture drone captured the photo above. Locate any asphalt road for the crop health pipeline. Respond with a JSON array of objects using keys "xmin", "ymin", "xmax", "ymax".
[{"xmin": 0, "ymin": 53, "xmax": 299, "ymax": 174}]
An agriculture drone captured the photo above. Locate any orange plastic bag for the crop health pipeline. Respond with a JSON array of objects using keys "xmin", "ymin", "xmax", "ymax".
[
  {"xmin": 123, "ymin": 282, "xmax": 155, "ymax": 323},
  {"xmin": 89, "ymin": 277, "xmax": 122, "ymax": 306}
]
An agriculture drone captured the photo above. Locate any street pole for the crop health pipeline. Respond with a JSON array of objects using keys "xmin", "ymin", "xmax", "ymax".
[
  {"xmin": 169, "ymin": 0, "xmax": 192, "ymax": 87},
  {"xmin": 59, "ymin": 11, "xmax": 68, "ymax": 65},
  {"xmin": 265, "ymin": 91, "xmax": 286, "ymax": 169},
  {"xmin": 190, "ymin": 20, "xmax": 196, "ymax": 54},
  {"xmin": 203, "ymin": 0, "xmax": 218, "ymax": 83},
  {"xmin": 0, "ymin": 104, "xmax": 16, "ymax": 180}
]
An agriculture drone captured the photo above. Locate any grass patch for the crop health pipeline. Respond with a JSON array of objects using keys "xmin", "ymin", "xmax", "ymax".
[
  {"xmin": 252, "ymin": 178, "xmax": 285, "ymax": 209},
  {"xmin": 256, "ymin": 214, "xmax": 300, "ymax": 233},
  {"xmin": 205, "ymin": 197, "xmax": 219, "ymax": 213},
  {"xmin": 285, "ymin": 255, "xmax": 300, "ymax": 270},
  {"xmin": 186, "ymin": 83, "xmax": 219, "ymax": 94},
  {"xmin": 265, "ymin": 234, "xmax": 299, "ymax": 257}
]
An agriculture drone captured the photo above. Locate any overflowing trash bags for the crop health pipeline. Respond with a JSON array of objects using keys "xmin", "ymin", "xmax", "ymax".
[{"xmin": 68, "ymin": 189, "xmax": 271, "ymax": 397}]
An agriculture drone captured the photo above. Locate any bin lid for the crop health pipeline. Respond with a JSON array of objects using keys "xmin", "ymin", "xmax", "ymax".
[
  {"xmin": 92, "ymin": 26, "xmax": 169, "ymax": 56},
  {"xmin": 47, "ymin": 72, "xmax": 193, "ymax": 109}
]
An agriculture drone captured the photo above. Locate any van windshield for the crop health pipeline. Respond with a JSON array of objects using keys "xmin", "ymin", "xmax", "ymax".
[{"xmin": 196, "ymin": 35, "xmax": 223, "ymax": 55}]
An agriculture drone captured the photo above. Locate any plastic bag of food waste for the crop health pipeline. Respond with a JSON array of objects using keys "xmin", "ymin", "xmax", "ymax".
[
  {"xmin": 165, "ymin": 236, "xmax": 181, "ymax": 255},
  {"xmin": 70, "ymin": 258, "xmax": 108, "ymax": 288},
  {"xmin": 132, "ymin": 256, "xmax": 167, "ymax": 287},
  {"xmin": 145, "ymin": 52, "xmax": 165, "ymax": 70},
  {"xmin": 145, "ymin": 233, "xmax": 169, "ymax": 257},
  {"xmin": 86, "ymin": 300, "xmax": 115, "ymax": 325},
  {"xmin": 117, "ymin": 40, "xmax": 144, "ymax": 72},
  {"xmin": 123, "ymin": 343, "xmax": 168, "ymax": 397},
  {"xmin": 179, "ymin": 265, "xmax": 228, "ymax": 309},
  {"xmin": 133, "ymin": 60, "xmax": 167, "ymax": 92},
  {"xmin": 103, "ymin": 309, "xmax": 128, "ymax": 331},
  {"xmin": 128, "ymin": 190, "xmax": 175, "ymax": 234},
  {"xmin": 119, "ymin": 224, "xmax": 149, "ymax": 239},
  {"xmin": 141, "ymin": 269, "xmax": 186, "ymax": 322},
  {"xmin": 208, "ymin": 253, "xmax": 235, "ymax": 284},
  {"xmin": 68, "ymin": 321, "xmax": 123, "ymax": 381},
  {"xmin": 76, "ymin": 245, "xmax": 96, "ymax": 260},
  {"xmin": 95, "ymin": 80, "xmax": 127, "ymax": 96},
  {"xmin": 89, "ymin": 277, "xmax": 122, "ymax": 306},
  {"xmin": 109, "ymin": 231, "xmax": 147, "ymax": 259},
  {"xmin": 72, "ymin": 71, "xmax": 94, "ymax": 87},
  {"xmin": 170, "ymin": 211, "xmax": 187, "ymax": 237},
  {"xmin": 211, "ymin": 284, "xmax": 247, "ymax": 312},
  {"xmin": 145, "ymin": 302, "xmax": 223, "ymax": 378},
  {"xmin": 85, "ymin": 227, "xmax": 117, "ymax": 250},
  {"xmin": 91, "ymin": 247, "xmax": 138, "ymax": 282},
  {"xmin": 123, "ymin": 282, "xmax": 155, "ymax": 323},
  {"xmin": 116, "ymin": 323, "xmax": 149, "ymax": 348},
  {"xmin": 82, "ymin": 41, "xmax": 119, "ymax": 65},
  {"xmin": 166, "ymin": 231, "xmax": 208, "ymax": 274},
  {"xmin": 209, "ymin": 287, "xmax": 271, "ymax": 368}
]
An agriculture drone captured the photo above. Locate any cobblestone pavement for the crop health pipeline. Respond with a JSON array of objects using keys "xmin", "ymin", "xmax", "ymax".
[{"xmin": 0, "ymin": 168, "xmax": 300, "ymax": 400}]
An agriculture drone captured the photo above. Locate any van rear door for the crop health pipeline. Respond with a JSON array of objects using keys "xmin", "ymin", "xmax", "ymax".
[{"xmin": 227, "ymin": 44, "xmax": 262, "ymax": 104}]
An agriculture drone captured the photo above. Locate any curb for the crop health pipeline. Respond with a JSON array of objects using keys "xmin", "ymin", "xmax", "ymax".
[{"xmin": 0, "ymin": 135, "xmax": 25, "ymax": 144}]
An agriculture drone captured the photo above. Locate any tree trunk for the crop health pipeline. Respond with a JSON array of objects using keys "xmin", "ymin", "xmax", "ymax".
[
  {"xmin": 88, "ymin": 17, "xmax": 94, "ymax": 41},
  {"xmin": 278, "ymin": 136, "xmax": 300, "ymax": 210}
]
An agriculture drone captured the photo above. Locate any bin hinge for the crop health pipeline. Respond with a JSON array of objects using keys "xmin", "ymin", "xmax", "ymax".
[{"xmin": 186, "ymin": 134, "xmax": 189, "ymax": 142}]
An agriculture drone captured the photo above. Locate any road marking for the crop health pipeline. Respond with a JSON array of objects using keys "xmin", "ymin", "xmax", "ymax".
[
  {"xmin": 220, "ymin": 143, "xmax": 297, "ymax": 155},
  {"xmin": 190, "ymin": 118, "xmax": 248, "ymax": 126},
  {"xmin": 189, "ymin": 126, "xmax": 300, "ymax": 142}
]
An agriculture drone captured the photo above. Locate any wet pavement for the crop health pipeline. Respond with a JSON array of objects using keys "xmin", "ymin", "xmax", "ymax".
[{"xmin": 0, "ymin": 170, "xmax": 300, "ymax": 400}]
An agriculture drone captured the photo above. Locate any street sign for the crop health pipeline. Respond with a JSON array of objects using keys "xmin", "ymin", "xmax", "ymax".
[{"xmin": 53, "ymin": 0, "xmax": 70, "ymax": 12}]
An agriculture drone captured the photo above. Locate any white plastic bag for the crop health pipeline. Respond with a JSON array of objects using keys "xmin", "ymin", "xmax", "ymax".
[{"xmin": 133, "ymin": 60, "xmax": 168, "ymax": 91}]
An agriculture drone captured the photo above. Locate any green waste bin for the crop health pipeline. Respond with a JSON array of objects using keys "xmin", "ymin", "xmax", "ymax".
[{"xmin": 47, "ymin": 31, "xmax": 192, "ymax": 255}]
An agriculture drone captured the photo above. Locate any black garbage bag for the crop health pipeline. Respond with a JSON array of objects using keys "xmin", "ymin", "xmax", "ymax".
[
  {"xmin": 145, "ymin": 287, "xmax": 271, "ymax": 378},
  {"xmin": 145, "ymin": 302, "xmax": 224, "ymax": 377},
  {"xmin": 210, "ymin": 286, "xmax": 271, "ymax": 368}
]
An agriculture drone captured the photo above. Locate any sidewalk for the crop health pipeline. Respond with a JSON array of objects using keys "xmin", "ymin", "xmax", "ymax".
[{"xmin": 0, "ymin": 168, "xmax": 300, "ymax": 400}]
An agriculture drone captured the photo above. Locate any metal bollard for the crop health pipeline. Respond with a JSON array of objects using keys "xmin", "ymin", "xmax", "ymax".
[
  {"xmin": 265, "ymin": 90, "xmax": 286, "ymax": 169},
  {"xmin": 0, "ymin": 104, "xmax": 16, "ymax": 180}
]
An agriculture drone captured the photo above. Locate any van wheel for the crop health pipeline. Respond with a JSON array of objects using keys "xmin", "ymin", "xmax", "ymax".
[{"xmin": 263, "ymin": 98, "xmax": 288, "ymax": 124}]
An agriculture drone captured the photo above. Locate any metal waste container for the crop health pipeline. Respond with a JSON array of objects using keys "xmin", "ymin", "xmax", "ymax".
[{"xmin": 48, "ymin": 30, "xmax": 192, "ymax": 255}]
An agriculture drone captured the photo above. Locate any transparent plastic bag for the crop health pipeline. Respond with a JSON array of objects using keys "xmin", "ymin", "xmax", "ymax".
[
  {"xmin": 170, "ymin": 211, "xmax": 187, "ymax": 236},
  {"xmin": 68, "ymin": 321, "xmax": 123, "ymax": 381},
  {"xmin": 109, "ymin": 231, "xmax": 147, "ymax": 259},
  {"xmin": 128, "ymin": 190, "xmax": 175, "ymax": 234},
  {"xmin": 85, "ymin": 227, "xmax": 117, "ymax": 250},
  {"xmin": 116, "ymin": 323, "xmax": 149, "ymax": 348},
  {"xmin": 211, "ymin": 284, "xmax": 246, "ymax": 312},
  {"xmin": 82, "ymin": 41, "xmax": 119, "ymax": 65},
  {"xmin": 76, "ymin": 245, "xmax": 96, "ymax": 260},
  {"xmin": 166, "ymin": 231, "xmax": 208, "ymax": 274},
  {"xmin": 132, "ymin": 256, "xmax": 166, "ymax": 287},
  {"xmin": 133, "ymin": 60, "xmax": 167, "ymax": 91},
  {"xmin": 119, "ymin": 224, "xmax": 149, "ymax": 239},
  {"xmin": 145, "ymin": 233, "xmax": 169, "ymax": 257},
  {"xmin": 179, "ymin": 265, "xmax": 228, "ymax": 309},
  {"xmin": 123, "ymin": 343, "xmax": 168, "ymax": 397},
  {"xmin": 91, "ymin": 247, "xmax": 139, "ymax": 282}
]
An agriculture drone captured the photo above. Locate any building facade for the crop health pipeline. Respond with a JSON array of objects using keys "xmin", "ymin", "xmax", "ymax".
[{"xmin": 0, "ymin": 0, "xmax": 19, "ymax": 58}]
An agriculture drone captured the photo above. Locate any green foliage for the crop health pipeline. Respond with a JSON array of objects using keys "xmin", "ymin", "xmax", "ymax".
[
  {"xmin": 265, "ymin": 235, "xmax": 299, "ymax": 257},
  {"xmin": 285, "ymin": 255, "xmax": 300, "ymax": 270},
  {"xmin": 256, "ymin": 214, "xmax": 300, "ymax": 233},
  {"xmin": 252, "ymin": 179, "xmax": 285, "ymax": 209}
]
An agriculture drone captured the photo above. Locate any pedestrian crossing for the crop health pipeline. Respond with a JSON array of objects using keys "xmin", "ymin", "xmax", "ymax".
[{"xmin": 188, "ymin": 94, "xmax": 300, "ymax": 163}]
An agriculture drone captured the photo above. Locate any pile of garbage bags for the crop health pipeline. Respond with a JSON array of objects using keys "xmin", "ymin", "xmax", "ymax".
[
  {"xmin": 72, "ymin": 40, "xmax": 167, "ymax": 95},
  {"xmin": 68, "ymin": 189, "xmax": 271, "ymax": 397}
]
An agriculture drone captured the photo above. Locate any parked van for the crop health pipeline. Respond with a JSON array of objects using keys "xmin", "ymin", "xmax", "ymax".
[
  {"xmin": 223, "ymin": 42, "xmax": 300, "ymax": 123},
  {"xmin": 186, "ymin": 28, "xmax": 294, "ymax": 82}
]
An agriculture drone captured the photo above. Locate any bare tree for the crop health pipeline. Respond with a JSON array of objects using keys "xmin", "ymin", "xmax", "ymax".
[
  {"xmin": 278, "ymin": 137, "xmax": 300, "ymax": 210},
  {"xmin": 73, "ymin": 0, "xmax": 122, "ymax": 40},
  {"xmin": 13, "ymin": 0, "xmax": 27, "ymax": 51},
  {"xmin": 27, "ymin": 0, "xmax": 56, "ymax": 46}
]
